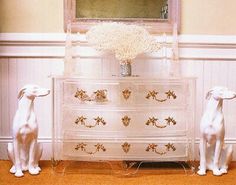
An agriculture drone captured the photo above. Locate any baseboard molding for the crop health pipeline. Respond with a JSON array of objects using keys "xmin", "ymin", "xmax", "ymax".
[
  {"xmin": 0, "ymin": 136, "xmax": 51, "ymax": 143},
  {"xmin": 194, "ymin": 138, "xmax": 236, "ymax": 144}
]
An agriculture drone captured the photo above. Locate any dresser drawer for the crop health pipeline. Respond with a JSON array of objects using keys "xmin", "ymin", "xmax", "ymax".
[
  {"xmin": 62, "ymin": 132, "xmax": 188, "ymax": 161},
  {"xmin": 132, "ymin": 82, "xmax": 188, "ymax": 106},
  {"xmin": 63, "ymin": 81, "xmax": 188, "ymax": 107},
  {"xmin": 53, "ymin": 77, "xmax": 195, "ymax": 164},
  {"xmin": 62, "ymin": 107, "xmax": 188, "ymax": 136}
]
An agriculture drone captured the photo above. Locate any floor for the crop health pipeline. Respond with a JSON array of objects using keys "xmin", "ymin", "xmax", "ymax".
[{"xmin": 0, "ymin": 160, "xmax": 236, "ymax": 185}]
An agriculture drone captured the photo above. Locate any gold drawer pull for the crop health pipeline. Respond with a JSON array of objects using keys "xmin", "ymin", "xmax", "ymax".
[
  {"xmin": 122, "ymin": 89, "xmax": 131, "ymax": 100},
  {"xmin": 145, "ymin": 116, "xmax": 176, "ymax": 128},
  {"xmin": 92, "ymin": 90, "xmax": 108, "ymax": 102},
  {"xmin": 146, "ymin": 90, "xmax": 177, "ymax": 102},
  {"xmin": 75, "ymin": 143, "xmax": 106, "ymax": 155},
  {"xmin": 74, "ymin": 89, "xmax": 108, "ymax": 102},
  {"xmin": 122, "ymin": 115, "xmax": 131, "ymax": 127},
  {"xmin": 122, "ymin": 142, "xmax": 131, "ymax": 153},
  {"xmin": 74, "ymin": 89, "xmax": 90, "ymax": 101},
  {"xmin": 146, "ymin": 143, "xmax": 176, "ymax": 155},
  {"xmin": 75, "ymin": 116, "xmax": 106, "ymax": 128}
]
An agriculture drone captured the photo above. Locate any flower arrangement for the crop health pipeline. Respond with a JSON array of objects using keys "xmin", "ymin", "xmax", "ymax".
[{"xmin": 86, "ymin": 22, "xmax": 160, "ymax": 62}]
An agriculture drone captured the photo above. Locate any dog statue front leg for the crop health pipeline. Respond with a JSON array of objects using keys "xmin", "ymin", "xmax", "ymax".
[
  {"xmin": 213, "ymin": 139, "xmax": 223, "ymax": 176},
  {"xmin": 28, "ymin": 139, "xmax": 40, "ymax": 175},
  {"xmin": 197, "ymin": 138, "xmax": 207, "ymax": 175},
  {"xmin": 13, "ymin": 140, "xmax": 24, "ymax": 177},
  {"xmin": 7, "ymin": 143, "xmax": 17, "ymax": 174},
  {"xmin": 34, "ymin": 142, "xmax": 43, "ymax": 172}
]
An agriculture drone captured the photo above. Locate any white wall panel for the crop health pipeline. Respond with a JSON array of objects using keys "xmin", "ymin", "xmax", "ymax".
[
  {"xmin": 0, "ymin": 59, "xmax": 64, "ymax": 160},
  {"xmin": 0, "ymin": 59, "xmax": 10, "ymax": 136},
  {"xmin": 181, "ymin": 60, "xmax": 205, "ymax": 137},
  {"xmin": 224, "ymin": 61, "xmax": 236, "ymax": 138},
  {"xmin": 1, "ymin": 33, "xmax": 236, "ymax": 161},
  {"xmin": 8, "ymin": 59, "xmax": 18, "ymax": 137}
]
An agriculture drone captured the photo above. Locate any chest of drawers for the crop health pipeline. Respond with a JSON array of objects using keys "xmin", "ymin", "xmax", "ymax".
[{"xmin": 52, "ymin": 77, "xmax": 195, "ymax": 165}]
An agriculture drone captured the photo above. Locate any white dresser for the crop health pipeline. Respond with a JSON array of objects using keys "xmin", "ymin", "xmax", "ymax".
[{"xmin": 52, "ymin": 76, "xmax": 195, "ymax": 165}]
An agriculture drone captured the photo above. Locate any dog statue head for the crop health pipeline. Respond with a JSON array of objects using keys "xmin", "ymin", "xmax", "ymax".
[
  {"xmin": 18, "ymin": 84, "xmax": 50, "ymax": 100},
  {"xmin": 206, "ymin": 86, "xmax": 236, "ymax": 100}
]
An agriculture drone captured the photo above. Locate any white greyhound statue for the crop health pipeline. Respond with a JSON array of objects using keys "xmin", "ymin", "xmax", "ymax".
[
  {"xmin": 198, "ymin": 86, "xmax": 235, "ymax": 176},
  {"xmin": 7, "ymin": 84, "xmax": 50, "ymax": 177}
]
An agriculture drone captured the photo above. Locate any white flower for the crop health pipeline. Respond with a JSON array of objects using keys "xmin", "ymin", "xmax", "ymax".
[{"xmin": 86, "ymin": 22, "xmax": 160, "ymax": 62}]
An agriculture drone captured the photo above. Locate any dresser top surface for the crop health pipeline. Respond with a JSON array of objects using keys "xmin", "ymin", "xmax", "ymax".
[{"xmin": 51, "ymin": 75, "xmax": 196, "ymax": 82}]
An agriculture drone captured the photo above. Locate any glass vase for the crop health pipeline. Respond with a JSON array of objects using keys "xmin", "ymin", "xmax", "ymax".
[{"xmin": 120, "ymin": 60, "xmax": 132, "ymax": 77}]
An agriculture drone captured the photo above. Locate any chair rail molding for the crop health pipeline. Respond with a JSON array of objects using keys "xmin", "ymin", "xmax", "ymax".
[{"xmin": 1, "ymin": 33, "xmax": 236, "ymax": 60}]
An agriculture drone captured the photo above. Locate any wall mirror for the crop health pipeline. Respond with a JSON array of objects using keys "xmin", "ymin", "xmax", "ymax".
[{"xmin": 64, "ymin": 0, "xmax": 180, "ymax": 33}]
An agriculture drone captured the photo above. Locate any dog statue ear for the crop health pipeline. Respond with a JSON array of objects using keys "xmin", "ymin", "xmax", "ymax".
[
  {"xmin": 205, "ymin": 90, "xmax": 213, "ymax": 100},
  {"xmin": 17, "ymin": 88, "xmax": 26, "ymax": 99}
]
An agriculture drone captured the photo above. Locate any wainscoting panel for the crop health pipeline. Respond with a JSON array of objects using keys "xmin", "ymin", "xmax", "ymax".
[
  {"xmin": 1, "ymin": 33, "xmax": 236, "ymax": 161},
  {"xmin": 0, "ymin": 59, "xmax": 10, "ymax": 137}
]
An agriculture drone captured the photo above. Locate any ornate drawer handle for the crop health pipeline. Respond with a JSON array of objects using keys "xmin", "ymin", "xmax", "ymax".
[
  {"xmin": 92, "ymin": 89, "xmax": 108, "ymax": 102},
  {"xmin": 122, "ymin": 89, "xmax": 131, "ymax": 100},
  {"xmin": 74, "ymin": 89, "xmax": 91, "ymax": 101},
  {"xmin": 146, "ymin": 90, "xmax": 177, "ymax": 102},
  {"xmin": 75, "ymin": 116, "xmax": 106, "ymax": 128},
  {"xmin": 122, "ymin": 115, "xmax": 131, "ymax": 127},
  {"xmin": 75, "ymin": 143, "xmax": 106, "ymax": 155},
  {"xmin": 74, "ymin": 89, "xmax": 108, "ymax": 102},
  {"xmin": 145, "ymin": 116, "xmax": 176, "ymax": 128},
  {"xmin": 122, "ymin": 142, "xmax": 131, "ymax": 153},
  {"xmin": 146, "ymin": 143, "xmax": 176, "ymax": 155}
]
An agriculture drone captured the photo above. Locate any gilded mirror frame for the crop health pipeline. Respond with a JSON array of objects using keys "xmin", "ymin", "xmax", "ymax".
[{"xmin": 64, "ymin": 0, "xmax": 180, "ymax": 33}]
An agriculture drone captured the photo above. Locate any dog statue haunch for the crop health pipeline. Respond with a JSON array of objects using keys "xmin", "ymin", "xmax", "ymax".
[
  {"xmin": 198, "ymin": 86, "xmax": 235, "ymax": 176},
  {"xmin": 7, "ymin": 85, "xmax": 50, "ymax": 177}
]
